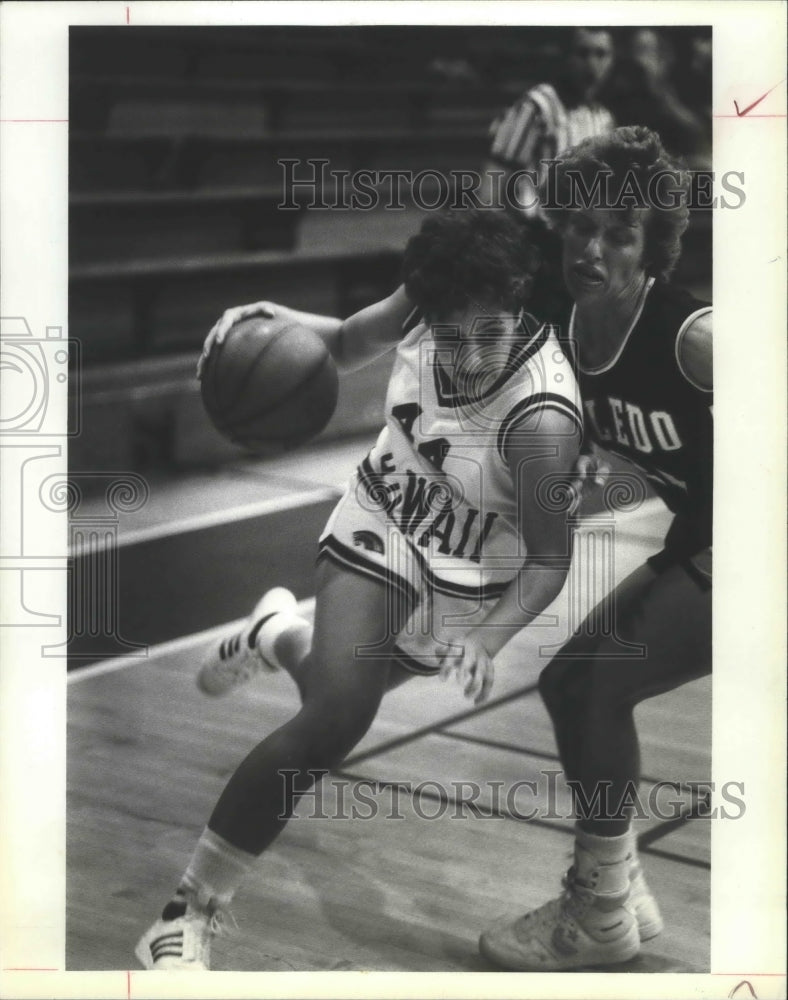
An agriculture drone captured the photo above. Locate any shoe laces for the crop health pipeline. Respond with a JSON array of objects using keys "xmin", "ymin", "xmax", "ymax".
[
  {"xmin": 511, "ymin": 869, "xmax": 588, "ymax": 932},
  {"xmin": 524, "ymin": 894, "xmax": 563, "ymax": 932},
  {"xmin": 227, "ymin": 659, "xmax": 252, "ymax": 681},
  {"xmin": 180, "ymin": 887, "xmax": 239, "ymax": 939},
  {"xmin": 559, "ymin": 866, "xmax": 596, "ymax": 920},
  {"xmin": 206, "ymin": 904, "xmax": 238, "ymax": 938}
]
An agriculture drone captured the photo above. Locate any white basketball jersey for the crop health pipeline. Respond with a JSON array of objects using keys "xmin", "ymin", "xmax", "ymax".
[{"xmin": 357, "ymin": 314, "xmax": 582, "ymax": 597}]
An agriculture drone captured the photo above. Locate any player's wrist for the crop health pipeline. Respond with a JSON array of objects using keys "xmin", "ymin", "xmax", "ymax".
[{"xmin": 466, "ymin": 627, "xmax": 504, "ymax": 660}]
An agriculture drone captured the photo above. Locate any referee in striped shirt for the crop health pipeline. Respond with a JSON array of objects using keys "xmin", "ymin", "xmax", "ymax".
[{"xmin": 484, "ymin": 28, "xmax": 616, "ymax": 213}]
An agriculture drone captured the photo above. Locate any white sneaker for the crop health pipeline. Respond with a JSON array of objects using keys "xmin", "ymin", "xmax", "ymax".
[
  {"xmin": 562, "ymin": 851, "xmax": 663, "ymax": 942},
  {"xmin": 196, "ymin": 588, "xmax": 298, "ymax": 696},
  {"xmin": 134, "ymin": 894, "xmax": 232, "ymax": 970},
  {"xmin": 627, "ymin": 863, "xmax": 663, "ymax": 941},
  {"xmin": 479, "ymin": 864, "xmax": 640, "ymax": 971}
]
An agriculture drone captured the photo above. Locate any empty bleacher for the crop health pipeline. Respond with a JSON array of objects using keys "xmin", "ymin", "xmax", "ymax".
[
  {"xmin": 69, "ymin": 26, "xmax": 550, "ymax": 473},
  {"xmin": 68, "ymin": 26, "xmax": 710, "ymax": 476}
]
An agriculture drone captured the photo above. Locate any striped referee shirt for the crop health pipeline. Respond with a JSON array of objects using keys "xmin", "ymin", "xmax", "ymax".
[{"xmin": 489, "ymin": 82, "xmax": 614, "ymax": 171}]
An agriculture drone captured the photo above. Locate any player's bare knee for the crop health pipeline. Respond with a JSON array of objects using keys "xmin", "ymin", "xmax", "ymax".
[
  {"xmin": 584, "ymin": 661, "xmax": 641, "ymax": 713},
  {"xmin": 539, "ymin": 659, "xmax": 590, "ymax": 711},
  {"xmin": 538, "ymin": 662, "xmax": 565, "ymax": 712},
  {"xmin": 299, "ymin": 697, "xmax": 378, "ymax": 766}
]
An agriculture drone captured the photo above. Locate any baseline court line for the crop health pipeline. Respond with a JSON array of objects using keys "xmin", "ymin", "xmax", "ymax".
[
  {"xmin": 67, "ymin": 496, "xmax": 667, "ymax": 684},
  {"xmin": 78, "ymin": 491, "xmax": 664, "ymax": 554},
  {"xmin": 72, "ymin": 486, "xmax": 342, "ymax": 554},
  {"xmin": 67, "ymin": 599, "xmax": 317, "ymax": 685}
]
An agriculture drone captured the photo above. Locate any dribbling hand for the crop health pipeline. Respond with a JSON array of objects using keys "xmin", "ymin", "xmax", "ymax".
[
  {"xmin": 568, "ymin": 452, "xmax": 612, "ymax": 515},
  {"xmin": 438, "ymin": 633, "xmax": 495, "ymax": 705},
  {"xmin": 196, "ymin": 301, "xmax": 278, "ymax": 379}
]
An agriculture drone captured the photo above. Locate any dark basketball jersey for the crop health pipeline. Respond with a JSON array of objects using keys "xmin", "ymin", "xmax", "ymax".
[{"xmin": 569, "ymin": 280, "xmax": 712, "ymax": 551}]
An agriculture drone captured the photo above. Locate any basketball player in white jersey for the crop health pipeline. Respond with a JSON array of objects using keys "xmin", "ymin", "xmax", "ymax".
[{"xmin": 135, "ymin": 209, "xmax": 583, "ymax": 970}]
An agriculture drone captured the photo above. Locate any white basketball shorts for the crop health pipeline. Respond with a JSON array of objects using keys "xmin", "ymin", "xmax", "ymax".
[{"xmin": 318, "ymin": 474, "xmax": 512, "ymax": 675}]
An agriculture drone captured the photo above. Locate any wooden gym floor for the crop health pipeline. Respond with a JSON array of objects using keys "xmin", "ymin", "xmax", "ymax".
[{"xmin": 67, "ymin": 437, "xmax": 710, "ymax": 972}]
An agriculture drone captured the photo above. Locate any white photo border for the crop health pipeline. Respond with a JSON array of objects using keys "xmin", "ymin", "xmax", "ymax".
[{"xmin": 1, "ymin": 2, "xmax": 785, "ymax": 998}]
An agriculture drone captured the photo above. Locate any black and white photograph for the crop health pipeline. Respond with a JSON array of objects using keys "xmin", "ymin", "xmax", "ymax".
[{"xmin": 0, "ymin": 3, "xmax": 785, "ymax": 998}]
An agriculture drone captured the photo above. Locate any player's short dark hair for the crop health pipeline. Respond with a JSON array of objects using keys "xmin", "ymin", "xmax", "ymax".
[
  {"xmin": 402, "ymin": 209, "xmax": 545, "ymax": 321},
  {"xmin": 548, "ymin": 126, "xmax": 691, "ymax": 280}
]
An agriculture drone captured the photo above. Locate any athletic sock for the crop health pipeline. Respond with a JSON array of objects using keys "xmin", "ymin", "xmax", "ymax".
[
  {"xmin": 564, "ymin": 827, "xmax": 639, "ymax": 873},
  {"xmin": 575, "ymin": 824, "xmax": 634, "ymax": 865},
  {"xmin": 257, "ymin": 612, "xmax": 310, "ymax": 671},
  {"xmin": 622, "ymin": 826, "xmax": 642, "ymax": 871},
  {"xmin": 572, "ymin": 825, "xmax": 634, "ymax": 907},
  {"xmin": 161, "ymin": 827, "xmax": 256, "ymax": 919}
]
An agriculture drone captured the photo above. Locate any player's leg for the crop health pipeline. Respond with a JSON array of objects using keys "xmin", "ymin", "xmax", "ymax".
[
  {"xmin": 546, "ymin": 557, "xmax": 710, "ymax": 940},
  {"xmin": 197, "ymin": 474, "xmax": 419, "ymax": 700},
  {"xmin": 480, "ymin": 556, "xmax": 711, "ymax": 970},
  {"xmin": 207, "ymin": 558, "xmax": 414, "ymax": 852},
  {"xmin": 267, "ymin": 592, "xmax": 416, "ymax": 700},
  {"xmin": 135, "ymin": 559, "xmax": 415, "ymax": 969},
  {"xmin": 540, "ymin": 557, "xmax": 711, "ymax": 793},
  {"xmin": 545, "ymin": 560, "xmax": 711, "ymax": 834}
]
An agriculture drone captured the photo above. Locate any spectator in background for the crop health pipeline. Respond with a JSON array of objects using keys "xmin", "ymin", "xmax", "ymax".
[
  {"xmin": 675, "ymin": 31, "xmax": 712, "ymax": 142},
  {"xmin": 481, "ymin": 28, "xmax": 616, "ymax": 213},
  {"xmin": 605, "ymin": 28, "xmax": 711, "ymax": 166}
]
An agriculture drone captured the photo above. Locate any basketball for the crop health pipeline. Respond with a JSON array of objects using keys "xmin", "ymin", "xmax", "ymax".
[{"xmin": 200, "ymin": 315, "xmax": 339, "ymax": 452}]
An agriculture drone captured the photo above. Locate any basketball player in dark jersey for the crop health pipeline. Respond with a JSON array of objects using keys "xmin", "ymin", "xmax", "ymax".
[{"xmin": 480, "ymin": 126, "xmax": 712, "ymax": 970}]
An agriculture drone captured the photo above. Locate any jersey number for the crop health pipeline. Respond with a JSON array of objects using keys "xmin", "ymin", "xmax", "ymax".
[{"xmin": 391, "ymin": 403, "xmax": 450, "ymax": 472}]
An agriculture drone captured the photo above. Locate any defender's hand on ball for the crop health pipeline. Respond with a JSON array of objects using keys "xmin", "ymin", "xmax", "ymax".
[
  {"xmin": 439, "ymin": 632, "xmax": 494, "ymax": 705},
  {"xmin": 197, "ymin": 301, "xmax": 278, "ymax": 379}
]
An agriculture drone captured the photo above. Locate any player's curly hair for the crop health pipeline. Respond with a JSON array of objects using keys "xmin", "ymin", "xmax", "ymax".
[
  {"xmin": 547, "ymin": 126, "xmax": 691, "ymax": 281},
  {"xmin": 402, "ymin": 209, "xmax": 555, "ymax": 321}
]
